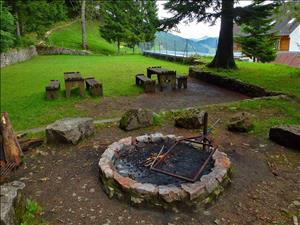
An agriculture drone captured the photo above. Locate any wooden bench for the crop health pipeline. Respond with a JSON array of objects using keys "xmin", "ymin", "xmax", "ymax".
[
  {"xmin": 135, "ymin": 74, "xmax": 156, "ymax": 93},
  {"xmin": 45, "ymin": 80, "xmax": 60, "ymax": 99},
  {"xmin": 85, "ymin": 77, "xmax": 103, "ymax": 96},
  {"xmin": 177, "ymin": 75, "xmax": 188, "ymax": 89}
]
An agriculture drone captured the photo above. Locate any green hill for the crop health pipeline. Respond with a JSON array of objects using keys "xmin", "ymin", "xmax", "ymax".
[{"xmin": 47, "ymin": 21, "xmax": 133, "ymax": 55}]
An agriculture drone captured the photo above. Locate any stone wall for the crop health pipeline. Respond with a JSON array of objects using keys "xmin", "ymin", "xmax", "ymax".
[
  {"xmin": 0, "ymin": 46, "xmax": 37, "ymax": 68},
  {"xmin": 189, "ymin": 67, "xmax": 282, "ymax": 97},
  {"xmin": 36, "ymin": 45, "xmax": 90, "ymax": 56}
]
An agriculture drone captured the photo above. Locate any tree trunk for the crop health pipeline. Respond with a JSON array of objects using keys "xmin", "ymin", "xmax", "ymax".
[
  {"xmin": 132, "ymin": 46, "xmax": 135, "ymax": 54},
  {"xmin": 81, "ymin": 0, "xmax": 87, "ymax": 50},
  {"xmin": 208, "ymin": 0, "xmax": 236, "ymax": 69},
  {"xmin": 117, "ymin": 39, "xmax": 120, "ymax": 54},
  {"xmin": 15, "ymin": 12, "xmax": 21, "ymax": 38},
  {"xmin": 0, "ymin": 112, "xmax": 22, "ymax": 166}
]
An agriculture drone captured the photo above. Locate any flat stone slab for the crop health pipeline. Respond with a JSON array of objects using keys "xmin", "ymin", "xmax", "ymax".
[
  {"xmin": 269, "ymin": 125, "xmax": 300, "ymax": 150},
  {"xmin": 1, "ymin": 181, "xmax": 26, "ymax": 225},
  {"xmin": 46, "ymin": 117, "xmax": 94, "ymax": 144}
]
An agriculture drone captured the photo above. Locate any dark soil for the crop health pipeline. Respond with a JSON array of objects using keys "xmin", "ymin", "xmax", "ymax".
[
  {"xmin": 8, "ymin": 106, "xmax": 300, "ymax": 225},
  {"xmin": 115, "ymin": 140, "xmax": 214, "ymax": 185}
]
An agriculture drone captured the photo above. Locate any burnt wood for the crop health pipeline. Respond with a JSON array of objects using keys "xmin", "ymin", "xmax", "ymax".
[
  {"xmin": 135, "ymin": 74, "xmax": 156, "ymax": 93},
  {"xmin": 85, "ymin": 77, "xmax": 103, "ymax": 96},
  {"xmin": 45, "ymin": 80, "xmax": 60, "ymax": 99}
]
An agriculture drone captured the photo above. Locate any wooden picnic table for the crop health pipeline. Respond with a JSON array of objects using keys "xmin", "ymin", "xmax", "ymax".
[
  {"xmin": 147, "ymin": 66, "xmax": 176, "ymax": 91},
  {"xmin": 64, "ymin": 72, "xmax": 85, "ymax": 97}
]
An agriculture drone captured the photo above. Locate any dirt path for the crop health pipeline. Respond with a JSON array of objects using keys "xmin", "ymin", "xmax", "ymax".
[
  {"xmin": 11, "ymin": 109, "xmax": 300, "ymax": 225},
  {"xmin": 76, "ymin": 77, "xmax": 247, "ymax": 119}
]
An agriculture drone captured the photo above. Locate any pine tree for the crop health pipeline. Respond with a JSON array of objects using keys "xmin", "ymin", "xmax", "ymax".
[
  {"xmin": 236, "ymin": 17, "xmax": 277, "ymax": 63},
  {"xmin": 162, "ymin": 0, "xmax": 281, "ymax": 69}
]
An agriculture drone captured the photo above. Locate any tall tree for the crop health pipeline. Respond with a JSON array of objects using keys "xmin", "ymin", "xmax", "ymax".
[
  {"xmin": 99, "ymin": 0, "xmax": 158, "ymax": 54},
  {"xmin": 162, "ymin": 0, "xmax": 281, "ymax": 69},
  {"xmin": 81, "ymin": 0, "xmax": 87, "ymax": 50},
  {"xmin": 236, "ymin": 17, "xmax": 277, "ymax": 62},
  {"xmin": 275, "ymin": 0, "xmax": 300, "ymax": 22}
]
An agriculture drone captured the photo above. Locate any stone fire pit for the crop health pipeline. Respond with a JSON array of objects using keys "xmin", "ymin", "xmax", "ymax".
[{"xmin": 98, "ymin": 133, "xmax": 231, "ymax": 211}]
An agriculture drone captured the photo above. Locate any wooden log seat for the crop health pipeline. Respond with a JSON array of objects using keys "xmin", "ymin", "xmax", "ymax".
[
  {"xmin": 85, "ymin": 77, "xmax": 103, "ymax": 96},
  {"xmin": 45, "ymin": 80, "xmax": 60, "ymax": 99},
  {"xmin": 177, "ymin": 75, "xmax": 188, "ymax": 89},
  {"xmin": 135, "ymin": 74, "xmax": 156, "ymax": 93}
]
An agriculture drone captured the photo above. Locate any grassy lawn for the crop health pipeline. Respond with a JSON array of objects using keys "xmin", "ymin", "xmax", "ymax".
[
  {"xmin": 47, "ymin": 21, "xmax": 135, "ymax": 55},
  {"xmin": 1, "ymin": 55, "xmax": 188, "ymax": 130},
  {"xmin": 197, "ymin": 61, "xmax": 300, "ymax": 99}
]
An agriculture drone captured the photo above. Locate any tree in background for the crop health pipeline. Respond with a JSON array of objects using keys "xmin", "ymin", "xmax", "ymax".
[
  {"xmin": 81, "ymin": 0, "xmax": 87, "ymax": 50},
  {"xmin": 275, "ymin": 0, "xmax": 300, "ymax": 22},
  {"xmin": 0, "ymin": 1, "xmax": 15, "ymax": 52},
  {"xmin": 161, "ymin": 0, "xmax": 281, "ymax": 69},
  {"xmin": 99, "ymin": 0, "xmax": 158, "ymax": 53},
  {"xmin": 236, "ymin": 17, "xmax": 277, "ymax": 63}
]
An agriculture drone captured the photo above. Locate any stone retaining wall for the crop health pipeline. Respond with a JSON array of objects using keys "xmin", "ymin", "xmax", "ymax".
[
  {"xmin": 189, "ymin": 67, "xmax": 282, "ymax": 97},
  {"xmin": 1, "ymin": 46, "xmax": 37, "ymax": 68},
  {"xmin": 36, "ymin": 45, "xmax": 90, "ymax": 56}
]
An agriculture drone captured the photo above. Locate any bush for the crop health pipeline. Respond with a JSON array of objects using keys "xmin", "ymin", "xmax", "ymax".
[{"xmin": 0, "ymin": 2, "xmax": 15, "ymax": 52}]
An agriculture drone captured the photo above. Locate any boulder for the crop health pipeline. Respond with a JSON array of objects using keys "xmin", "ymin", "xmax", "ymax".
[
  {"xmin": 174, "ymin": 111, "xmax": 204, "ymax": 129},
  {"xmin": 119, "ymin": 109, "xmax": 153, "ymax": 131},
  {"xmin": 269, "ymin": 125, "xmax": 300, "ymax": 150},
  {"xmin": 227, "ymin": 112, "xmax": 254, "ymax": 132},
  {"xmin": 1, "ymin": 181, "xmax": 26, "ymax": 225},
  {"xmin": 46, "ymin": 117, "xmax": 94, "ymax": 144}
]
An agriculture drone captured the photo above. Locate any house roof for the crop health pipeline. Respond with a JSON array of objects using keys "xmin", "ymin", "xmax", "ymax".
[
  {"xmin": 233, "ymin": 17, "xmax": 299, "ymax": 37},
  {"xmin": 272, "ymin": 18, "xmax": 299, "ymax": 36}
]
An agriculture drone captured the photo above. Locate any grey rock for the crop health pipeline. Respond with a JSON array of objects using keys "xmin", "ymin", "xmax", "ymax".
[
  {"xmin": 46, "ymin": 117, "xmax": 94, "ymax": 144},
  {"xmin": 1, "ymin": 181, "xmax": 26, "ymax": 225},
  {"xmin": 119, "ymin": 108, "xmax": 153, "ymax": 131},
  {"xmin": 175, "ymin": 111, "xmax": 205, "ymax": 129},
  {"xmin": 269, "ymin": 125, "xmax": 300, "ymax": 150},
  {"xmin": 227, "ymin": 112, "xmax": 254, "ymax": 133}
]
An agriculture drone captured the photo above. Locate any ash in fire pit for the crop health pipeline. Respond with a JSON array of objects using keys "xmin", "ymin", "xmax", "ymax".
[
  {"xmin": 114, "ymin": 140, "xmax": 214, "ymax": 185},
  {"xmin": 98, "ymin": 133, "xmax": 232, "ymax": 211}
]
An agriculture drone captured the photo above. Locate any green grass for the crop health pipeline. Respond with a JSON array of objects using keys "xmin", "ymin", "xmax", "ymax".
[
  {"xmin": 21, "ymin": 199, "xmax": 45, "ymax": 225},
  {"xmin": 1, "ymin": 55, "xmax": 188, "ymax": 130},
  {"xmin": 231, "ymin": 97, "xmax": 300, "ymax": 136},
  {"xmin": 47, "ymin": 21, "xmax": 135, "ymax": 55},
  {"xmin": 197, "ymin": 61, "xmax": 300, "ymax": 99}
]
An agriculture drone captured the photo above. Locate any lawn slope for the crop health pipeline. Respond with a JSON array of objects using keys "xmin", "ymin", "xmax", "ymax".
[
  {"xmin": 1, "ymin": 55, "xmax": 188, "ymax": 130},
  {"xmin": 47, "ymin": 21, "xmax": 132, "ymax": 55}
]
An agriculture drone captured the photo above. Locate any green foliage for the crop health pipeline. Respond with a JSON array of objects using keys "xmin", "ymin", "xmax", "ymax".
[
  {"xmin": 99, "ymin": 0, "xmax": 158, "ymax": 52},
  {"xmin": 236, "ymin": 17, "xmax": 277, "ymax": 63},
  {"xmin": 274, "ymin": 1, "xmax": 300, "ymax": 22},
  {"xmin": 18, "ymin": 0, "xmax": 67, "ymax": 37},
  {"xmin": 0, "ymin": 55, "xmax": 188, "ymax": 130},
  {"xmin": 21, "ymin": 199, "xmax": 44, "ymax": 225},
  {"xmin": 0, "ymin": 1, "xmax": 15, "ymax": 52}
]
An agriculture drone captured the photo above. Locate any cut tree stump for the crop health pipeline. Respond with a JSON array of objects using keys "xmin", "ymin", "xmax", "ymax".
[{"xmin": 0, "ymin": 112, "xmax": 22, "ymax": 166}]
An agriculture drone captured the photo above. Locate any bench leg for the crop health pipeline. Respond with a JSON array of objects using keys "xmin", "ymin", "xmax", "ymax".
[
  {"xmin": 171, "ymin": 77, "xmax": 176, "ymax": 90},
  {"xmin": 183, "ymin": 80, "xmax": 187, "ymax": 89},
  {"xmin": 65, "ymin": 82, "xmax": 71, "ymax": 98},
  {"xmin": 79, "ymin": 81, "xmax": 85, "ymax": 96}
]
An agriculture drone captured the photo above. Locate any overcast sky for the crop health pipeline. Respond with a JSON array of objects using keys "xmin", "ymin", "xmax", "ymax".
[{"xmin": 157, "ymin": 1, "xmax": 253, "ymax": 39}]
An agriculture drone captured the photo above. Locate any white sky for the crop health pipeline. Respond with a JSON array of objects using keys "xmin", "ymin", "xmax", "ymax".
[{"xmin": 157, "ymin": 0, "xmax": 253, "ymax": 39}]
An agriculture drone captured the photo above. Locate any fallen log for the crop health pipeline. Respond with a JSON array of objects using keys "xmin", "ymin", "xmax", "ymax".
[
  {"xmin": 0, "ymin": 112, "xmax": 22, "ymax": 166},
  {"xmin": 19, "ymin": 138, "xmax": 44, "ymax": 151}
]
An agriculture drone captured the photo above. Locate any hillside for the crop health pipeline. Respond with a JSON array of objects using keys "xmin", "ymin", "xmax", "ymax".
[
  {"xmin": 47, "ymin": 21, "xmax": 133, "ymax": 55},
  {"xmin": 155, "ymin": 32, "xmax": 218, "ymax": 54}
]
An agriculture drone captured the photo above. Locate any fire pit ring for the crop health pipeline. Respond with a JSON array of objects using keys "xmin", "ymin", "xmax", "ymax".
[{"xmin": 98, "ymin": 133, "xmax": 231, "ymax": 211}]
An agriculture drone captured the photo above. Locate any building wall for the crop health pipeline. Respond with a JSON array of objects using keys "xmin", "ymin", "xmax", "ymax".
[{"xmin": 289, "ymin": 25, "xmax": 300, "ymax": 52}]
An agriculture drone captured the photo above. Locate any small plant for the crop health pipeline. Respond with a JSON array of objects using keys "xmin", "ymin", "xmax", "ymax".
[
  {"xmin": 21, "ymin": 199, "xmax": 45, "ymax": 225},
  {"xmin": 152, "ymin": 113, "xmax": 162, "ymax": 126}
]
